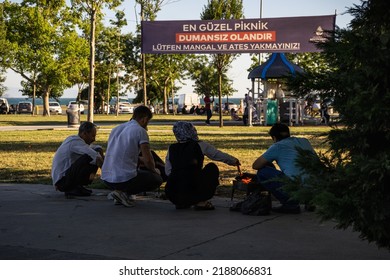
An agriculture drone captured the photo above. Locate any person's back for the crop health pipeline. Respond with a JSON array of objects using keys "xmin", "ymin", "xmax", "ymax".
[
  {"xmin": 102, "ymin": 121, "xmax": 141, "ymax": 182},
  {"xmin": 264, "ymin": 136, "xmax": 314, "ymax": 178},
  {"xmin": 102, "ymin": 105, "xmax": 163, "ymax": 207},
  {"xmin": 51, "ymin": 121, "xmax": 103, "ymax": 197},
  {"xmin": 165, "ymin": 121, "xmax": 239, "ymax": 210},
  {"xmin": 165, "ymin": 141, "xmax": 204, "ymax": 202}
]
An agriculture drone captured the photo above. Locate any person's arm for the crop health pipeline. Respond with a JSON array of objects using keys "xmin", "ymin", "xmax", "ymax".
[
  {"xmin": 139, "ymin": 143, "xmax": 160, "ymax": 174},
  {"xmin": 165, "ymin": 148, "xmax": 172, "ymax": 176},
  {"xmin": 199, "ymin": 141, "xmax": 240, "ymax": 166},
  {"xmin": 70, "ymin": 137, "xmax": 101, "ymax": 166},
  {"xmin": 252, "ymin": 154, "xmax": 277, "ymax": 170},
  {"xmin": 252, "ymin": 155, "xmax": 270, "ymax": 170}
]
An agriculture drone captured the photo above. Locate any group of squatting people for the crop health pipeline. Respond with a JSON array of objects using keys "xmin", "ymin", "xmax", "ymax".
[{"xmin": 51, "ymin": 105, "xmax": 317, "ymax": 213}]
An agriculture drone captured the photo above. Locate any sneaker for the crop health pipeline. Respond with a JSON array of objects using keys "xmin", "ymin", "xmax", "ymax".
[
  {"xmin": 113, "ymin": 199, "xmax": 122, "ymax": 206},
  {"xmin": 111, "ymin": 190, "xmax": 135, "ymax": 207},
  {"xmin": 107, "ymin": 191, "xmax": 125, "ymax": 205},
  {"xmin": 272, "ymin": 204, "xmax": 301, "ymax": 214}
]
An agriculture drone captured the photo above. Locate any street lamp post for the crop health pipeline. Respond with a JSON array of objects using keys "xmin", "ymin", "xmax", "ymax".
[{"xmin": 258, "ymin": 0, "xmax": 263, "ymax": 97}]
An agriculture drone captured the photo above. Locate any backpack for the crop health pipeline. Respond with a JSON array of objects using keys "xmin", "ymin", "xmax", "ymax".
[{"xmin": 230, "ymin": 191, "xmax": 272, "ymax": 216}]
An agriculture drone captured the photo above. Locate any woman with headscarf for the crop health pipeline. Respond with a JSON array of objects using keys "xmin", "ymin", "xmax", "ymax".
[{"xmin": 165, "ymin": 121, "xmax": 240, "ymax": 210}]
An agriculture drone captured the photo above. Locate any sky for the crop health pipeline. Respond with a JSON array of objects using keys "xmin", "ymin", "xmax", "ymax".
[{"xmin": 3, "ymin": 0, "xmax": 359, "ymax": 99}]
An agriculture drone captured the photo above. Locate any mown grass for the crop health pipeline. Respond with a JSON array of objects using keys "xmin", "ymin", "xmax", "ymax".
[
  {"xmin": 0, "ymin": 114, "xmax": 331, "ymax": 195},
  {"xmin": 0, "ymin": 112, "xmax": 233, "ymax": 127}
]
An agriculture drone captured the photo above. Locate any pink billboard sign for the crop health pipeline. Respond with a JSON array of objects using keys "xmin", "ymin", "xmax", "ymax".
[{"xmin": 142, "ymin": 15, "xmax": 335, "ymax": 54}]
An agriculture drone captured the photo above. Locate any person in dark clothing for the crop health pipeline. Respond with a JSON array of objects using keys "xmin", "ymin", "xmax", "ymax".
[
  {"xmin": 320, "ymin": 100, "xmax": 330, "ymax": 124},
  {"xmin": 204, "ymin": 93, "xmax": 214, "ymax": 124},
  {"xmin": 165, "ymin": 121, "xmax": 240, "ymax": 210}
]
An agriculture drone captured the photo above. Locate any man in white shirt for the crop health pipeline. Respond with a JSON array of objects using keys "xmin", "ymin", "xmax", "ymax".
[
  {"xmin": 52, "ymin": 121, "xmax": 104, "ymax": 197},
  {"xmin": 101, "ymin": 105, "xmax": 163, "ymax": 207}
]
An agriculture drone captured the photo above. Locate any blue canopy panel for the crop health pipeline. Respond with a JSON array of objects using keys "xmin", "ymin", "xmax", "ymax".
[{"xmin": 248, "ymin": 53, "xmax": 304, "ymax": 80}]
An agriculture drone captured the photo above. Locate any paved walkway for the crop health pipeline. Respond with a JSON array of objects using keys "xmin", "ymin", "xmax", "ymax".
[
  {"xmin": 0, "ymin": 120, "xmax": 246, "ymax": 132},
  {"xmin": 0, "ymin": 183, "xmax": 389, "ymax": 260}
]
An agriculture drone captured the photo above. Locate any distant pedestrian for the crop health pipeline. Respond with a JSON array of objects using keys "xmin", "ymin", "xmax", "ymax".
[
  {"xmin": 320, "ymin": 100, "xmax": 330, "ymax": 124},
  {"xmin": 204, "ymin": 93, "xmax": 214, "ymax": 124},
  {"xmin": 243, "ymin": 93, "xmax": 252, "ymax": 125}
]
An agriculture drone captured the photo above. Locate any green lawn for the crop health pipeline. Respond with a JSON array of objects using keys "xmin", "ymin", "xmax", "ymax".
[{"xmin": 0, "ymin": 113, "xmax": 331, "ymax": 193}]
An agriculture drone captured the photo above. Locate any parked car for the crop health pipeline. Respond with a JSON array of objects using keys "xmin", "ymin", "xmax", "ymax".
[
  {"xmin": 67, "ymin": 101, "xmax": 84, "ymax": 114},
  {"xmin": 49, "ymin": 101, "xmax": 62, "ymax": 115},
  {"xmin": 17, "ymin": 101, "xmax": 33, "ymax": 114},
  {"xmin": 117, "ymin": 102, "xmax": 134, "ymax": 114}
]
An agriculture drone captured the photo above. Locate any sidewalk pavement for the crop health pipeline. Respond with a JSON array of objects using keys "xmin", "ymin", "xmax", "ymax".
[{"xmin": 0, "ymin": 183, "xmax": 389, "ymax": 260}]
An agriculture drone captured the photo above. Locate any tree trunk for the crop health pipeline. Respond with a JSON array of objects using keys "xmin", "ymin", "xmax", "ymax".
[
  {"xmin": 163, "ymin": 86, "xmax": 168, "ymax": 114},
  {"xmin": 42, "ymin": 89, "xmax": 51, "ymax": 116},
  {"xmin": 142, "ymin": 53, "xmax": 147, "ymax": 106},
  {"xmin": 171, "ymin": 79, "xmax": 175, "ymax": 115},
  {"xmin": 32, "ymin": 80, "xmax": 37, "ymax": 116},
  {"xmin": 218, "ymin": 72, "xmax": 223, "ymax": 127},
  {"xmin": 107, "ymin": 68, "xmax": 111, "ymax": 115},
  {"xmin": 88, "ymin": 9, "xmax": 97, "ymax": 123}
]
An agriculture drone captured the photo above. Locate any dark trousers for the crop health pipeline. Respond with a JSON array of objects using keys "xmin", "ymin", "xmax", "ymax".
[
  {"xmin": 205, "ymin": 109, "xmax": 212, "ymax": 123},
  {"xmin": 165, "ymin": 162, "xmax": 219, "ymax": 207},
  {"xmin": 256, "ymin": 166, "xmax": 298, "ymax": 206},
  {"xmin": 104, "ymin": 169, "xmax": 163, "ymax": 195},
  {"xmin": 56, "ymin": 154, "xmax": 98, "ymax": 192},
  {"xmin": 103, "ymin": 150, "xmax": 165, "ymax": 195}
]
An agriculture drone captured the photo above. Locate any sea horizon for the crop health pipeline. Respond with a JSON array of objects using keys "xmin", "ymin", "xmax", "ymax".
[{"xmin": 2, "ymin": 96, "xmax": 244, "ymax": 106}]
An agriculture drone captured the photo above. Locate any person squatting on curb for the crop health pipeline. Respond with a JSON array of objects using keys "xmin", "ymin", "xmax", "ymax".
[
  {"xmin": 51, "ymin": 121, "xmax": 104, "ymax": 197},
  {"xmin": 101, "ymin": 105, "xmax": 164, "ymax": 207},
  {"xmin": 164, "ymin": 121, "xmax": 240, "ymax": 210},
  {"xmin": 252, "ymin": 123, "xmax": 317, "ymax": 214}
]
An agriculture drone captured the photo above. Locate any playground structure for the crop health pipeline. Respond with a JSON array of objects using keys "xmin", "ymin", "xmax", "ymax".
[{"xmin": 246, "ymin": 53, "xmax": 328, "ymax": 126}]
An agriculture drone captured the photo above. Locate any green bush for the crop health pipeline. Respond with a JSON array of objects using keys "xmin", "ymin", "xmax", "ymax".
[{"xmin": 288, "ymin": 0, "xmax": 390, "ymax": 249}]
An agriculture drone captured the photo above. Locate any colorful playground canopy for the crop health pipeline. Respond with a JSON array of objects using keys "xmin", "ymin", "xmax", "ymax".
[{"xmin": 248, "ymin": 53, "xmax": 305, "ymax": 80}]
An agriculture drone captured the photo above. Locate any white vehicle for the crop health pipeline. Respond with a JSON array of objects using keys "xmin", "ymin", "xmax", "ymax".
[
  {"xmin": 118, "ymin": 102, "xmax": 134, "ymax": 114},
  {"xmin": 178, "ymin": 93, "xmax": 200, "ymax": 113},
  {"xmin": 48, "ymin": 101, "xmax": 62, "ymax": 114},
  {"xmin": 0, "ymin": 98, "xmax": 9, "ymax": 114},
  {"xmin": 67, "ymin": 101, "xmax": 85, "ymax": 114}
]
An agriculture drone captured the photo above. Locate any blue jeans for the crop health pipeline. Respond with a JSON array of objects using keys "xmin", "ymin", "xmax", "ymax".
[{"xmin": 256, "ymin": 166, "xmax": 297, "ymax": 206}]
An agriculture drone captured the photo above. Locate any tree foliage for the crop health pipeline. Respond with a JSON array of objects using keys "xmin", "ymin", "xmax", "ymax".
[
  {"xmin": 122, "ymin": 0, "xmax": 193, "ymax": 113},
  {"xmin": 286, "ymin": 0, "xmax": 390, "ymax": 249},
  {"xmin": 70, "ymin": 0, "xmax": 123, "ymax": 122},
  {"xmin": 0, "ymin": 3, "xmax": 11, "ymax": 96},
  {"xmin": 3, "ymin": 0, "xmax": 83, "ymax": 115},
  {"xmin": 189, "ymin": 55, "xmax": 235, "ymax": 97},
  {"xmin": 201, "ymin": 0, "xmax": 243, "ymax": 126}
]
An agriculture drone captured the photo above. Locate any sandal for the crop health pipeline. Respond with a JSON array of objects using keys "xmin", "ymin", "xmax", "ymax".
[{"xmin": 194, "ymin": 201, "xmax": 215, "ymax": 211}]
